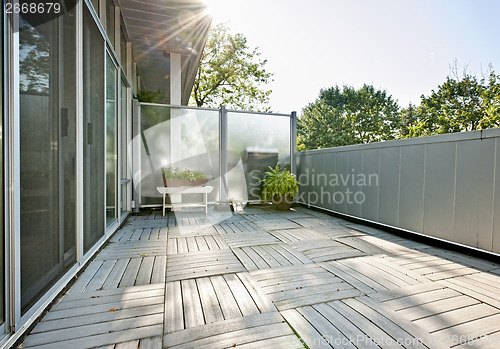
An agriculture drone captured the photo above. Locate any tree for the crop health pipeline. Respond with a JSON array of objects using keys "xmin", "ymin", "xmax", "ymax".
[
  {"xmin": 190, "ymin": 23, "xmax": 273, "ymax": 112},
  {"xmin": 297, "ymin": 84, "xmax": 401, "ymax": 150},
  {"xmin": 407, "ymin": 65, "xmax": 500, "ymax": 137}
]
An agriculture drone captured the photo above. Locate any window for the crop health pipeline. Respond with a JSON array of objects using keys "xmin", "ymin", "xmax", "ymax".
[
  {"xmin": 19, "ymin": 1, "xmax": 77, "ymax": 312},
  {"xmin": 106, "ymin": 54, "xmax": 118, "ymax": 225},
  {"xmin": 120, "ymin": 27, "xmax": 127, "ymax": 72},
  {"xmin": 106, "ymin": 0, "xmax": 115, "ymax": 48},
  {"xmin": 83, "ymin": 6, "xmax": 105, "ymax": 252},
  {"xmin": 1, "ymin": 9, "xmax": 4, "ymax": 326},
  {"xmin": 120, "ymin": 80, "xmax": 128, "ymax": 215}
]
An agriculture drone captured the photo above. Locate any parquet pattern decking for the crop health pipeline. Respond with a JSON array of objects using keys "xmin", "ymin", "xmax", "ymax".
[{"xmin": 21, "ymin": 205, "xmax": 500, "ymax": 348}]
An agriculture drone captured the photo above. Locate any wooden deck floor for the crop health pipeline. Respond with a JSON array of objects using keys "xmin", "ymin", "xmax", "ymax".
[{"xmin": 20, "ymin": 205, "xmax": 500, "ymax": 348}]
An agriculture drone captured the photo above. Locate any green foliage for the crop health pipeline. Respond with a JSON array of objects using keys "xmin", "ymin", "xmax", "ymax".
[
  {"xmin": 297, "ymin": 84, "xmax": 401, "ymax": 150},
  {"xmin": 162, "ymin": 168, "xmax": 207, "ymax": 181},
  {"xmin": 190, "ymin": 23, "xmax": 273, "ymax": 112},
  {"xmin": 135, "ymin": 89, "xmax": 166, "ymax": 103},
  {"xmin": 260, "ymin": 165, "xmax": 299, "ymax": 200},
  {"xmin": 405, "ymin": 68, "xmax": 500, "ymax": 137}
]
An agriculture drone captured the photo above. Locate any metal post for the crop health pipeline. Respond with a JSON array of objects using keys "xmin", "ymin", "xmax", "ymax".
[
  {"xmin": 219, "ymin": 105, "xmax": 229, "ymax": 206},
  {"xmin": 131, "ymin": 99, "xmax": 141, "ymax": 211},
  {"xmin": 290, "ymin": 111, "xmax": 297, "ymax": 177}
]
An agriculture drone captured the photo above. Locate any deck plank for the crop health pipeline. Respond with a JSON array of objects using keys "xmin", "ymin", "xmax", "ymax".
[
  {"xmin": 181, "ymin": 279, "xmax": 205, "ymax": 329},
  {"xmin": 210, "ymin": 275, "xmax": 242, "ymax": 320},
  {"xmin": 102, "ymin": 259, "xmax": 130, "ymax": 290},
  {"xmin": 196, "ymin": 277, "xmax": 224, "ymax": 324},
  {"xmin": 164, "ymin": 281, "xmax": 184, "ymax": 334}
]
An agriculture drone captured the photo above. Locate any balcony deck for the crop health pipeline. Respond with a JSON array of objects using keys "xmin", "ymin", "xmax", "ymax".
[{"xmin": 20, "ymin": 206, "xmax": 500, "ymax": 348}]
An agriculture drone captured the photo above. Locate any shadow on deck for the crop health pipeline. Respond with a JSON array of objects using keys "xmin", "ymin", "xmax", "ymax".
[{"xmin": 20, "ymin": 205, "xmax": 500, "ymax": 348}]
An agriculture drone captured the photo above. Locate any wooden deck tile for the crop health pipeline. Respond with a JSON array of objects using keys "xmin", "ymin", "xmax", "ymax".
[
  {"xmin": 289, "ymin": 239, "xmax": 366, "ymax": 263},
  {"xmin": 290, "ymin": 217, "xmax": 342, "ymax": 228},
  {"xmin": 96, "ymin": 240, "xmax": 166, "ymax": 261},
  {"xmin": 250, "ymin": 264, "xmax": 364, "ymax": 310},
  {"xmin": 167, "ymin": 224, "xmax": 219, "ymax": 237},
  {"xmin": 440, "ymin": 273, "xmax": 500, "ymax": 309},
  {"xmin": 270, "ymin": 228, "xmax": 329, "ymax": 243},
  {"xmin": 232, "ymin": 244, "xmax": 312, "ymax": 271},
  {"xmin": 283, "ymin": 295, "xmax": 442, "ymax": 349},
  {"xmin": 366, "ymin": 280, "xmax": 500, "ymax": 345},
  {"xmin": 164, "ymin": 273, "xmax": 277, "ymax": 334},
  {"xmin": 214, "ymin": 221, "xmax": 267, "ymax": 234},
  {"xmin": 166, "ymin": 249, "xmax": 245, "ymax": 282},
  {"xmin": 167, "ymin": 235, "xmax": 229, "ymax": 254},
  {"xmin": 24, "ymin": 285, "xmax": 164, "ymax": 349},
  {"xmin": 253, "ymin": 219, "xmax": 302, "ymax": 231},
  {"xmin": 221, "ymin": 232, "xmax": 281, "ymax": 248},
  {"xmin": 163, "ymin": 312, "xmax": 302, "ymax": 348},
  {"xmin": 380, "ymin": 252, "xmax": 486, "ymax": 281},
  {"xmin": 311, "ymin": 225, "xmax": 367, "ymax": 239}
]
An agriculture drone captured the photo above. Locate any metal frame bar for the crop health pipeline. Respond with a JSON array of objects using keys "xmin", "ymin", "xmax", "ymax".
[
  {"xmin": 8, "ymin": 0, "xmax": 21, "ymax": 332},
  {"xmin": 226, "ymin": 108, "xmax": 292, "ymax": 117},
  {"xmin": 76, "ymin": 0, "xmax": 84, "ymax": 265},
  {"xmin": 290, "ymin": 111, "xmax": 297, "ymax": 177},
  {"xmin": 219, "ymin": 105, "xmax": 228, "ymax": 204}
]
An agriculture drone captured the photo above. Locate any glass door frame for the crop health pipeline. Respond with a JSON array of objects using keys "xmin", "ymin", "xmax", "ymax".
[
  {"xmin": 105, "ymin": 50, "xmax": 118, "ymax": 229},
  {"xmin": 119, "ymin": 76, "xmax": 131, "ymax": 221}
]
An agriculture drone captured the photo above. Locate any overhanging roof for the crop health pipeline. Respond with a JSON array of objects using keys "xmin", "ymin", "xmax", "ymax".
[{"xmin": 121, "ymin": 0, "xmax": 212, "ymax": 104}]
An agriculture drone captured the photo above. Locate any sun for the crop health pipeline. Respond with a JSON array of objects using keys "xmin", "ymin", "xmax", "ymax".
[{"xmin": 201, "ymin": 0, "xmax": 236, "ymax": 24}]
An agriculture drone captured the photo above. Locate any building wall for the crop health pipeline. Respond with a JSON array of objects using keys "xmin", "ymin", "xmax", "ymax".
[
  {"xmin": 297, "ymin": 129, "xmax": 500, "ymax": 255},
  {"xmin": 1, "ymin": 0, "xmax": 133, "ymax": 345}
]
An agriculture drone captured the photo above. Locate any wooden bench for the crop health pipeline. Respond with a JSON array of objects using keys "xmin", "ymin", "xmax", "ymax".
[{"xmin": 156, "ymin": 186, "xmax": 214, "ymax": 215}]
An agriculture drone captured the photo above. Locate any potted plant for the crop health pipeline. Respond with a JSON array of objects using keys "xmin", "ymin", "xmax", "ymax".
[
  {"xmin": 162, "ymin": 168, "xmax": 208, "ymax": 187},
  {"xmin": 261, "ymin": 164, "xmax": 299, "ymax": 210}
]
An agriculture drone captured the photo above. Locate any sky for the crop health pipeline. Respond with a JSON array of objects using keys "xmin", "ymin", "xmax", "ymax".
[{"xmin": 204, "ymin": 0, "xmax": 500, "ymax": 114}]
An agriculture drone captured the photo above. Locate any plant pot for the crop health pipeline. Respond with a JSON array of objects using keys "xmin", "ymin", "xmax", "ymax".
[
  {"xmin": 272, "ymin": 194, "xmax": 294, "ymax": 210},
  {"xmin": 163, "ymin": 178, "xmax": 208, "ymax": 187}
]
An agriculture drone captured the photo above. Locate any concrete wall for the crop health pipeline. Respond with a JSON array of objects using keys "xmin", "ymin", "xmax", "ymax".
[{"xmin": 296, "ymin": 128, "xmax": 500, "ymax": 255}]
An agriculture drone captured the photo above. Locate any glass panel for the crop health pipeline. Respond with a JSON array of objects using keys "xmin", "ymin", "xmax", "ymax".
[
  {"xmin": 137, "ymin": 105, "xmax": 170, "ymax": 206},
  {"xmin": 120, "ymin": 27, "xmax": 127, "ymax": 71},
  {"xmin": 120, "ymin": 81, "xmax": 128, "ymax": 215},
  {"xmin": 19, "ymin": 1, "xmax": 77, "ymax": 312},
  {"xmin": 83, "ymin": 6, "xmax": 105, "ymax": 253},
  {"xmin": 106, "ymin": 0, "xmax": 115, "ymax": 48},
  {"xmin": 0, "ymin": 10, "xmax": 4, "ymax": 326},
  {"xmin": 106, "ymin": 55, "xmax": 118, "ymax": 225},
  {"xmin": 227, "ymin": 112, "xmax": 291, "ymax": 201},
  {"xmin": 136, "ymin": 106, "xmax": 220, "ymax": 205}
]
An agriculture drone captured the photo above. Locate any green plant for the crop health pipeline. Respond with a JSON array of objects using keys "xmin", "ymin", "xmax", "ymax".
[
  {"xmin": 260, "ymin": 164, "xmax": 299, "ymax": 200},
  {"xmin": 162, "ymin": 168, "xmax": 207, "ymax": 182},
  {"xmin": 135, "ymin": 89, "xmax": 165, "ymax": 103}
]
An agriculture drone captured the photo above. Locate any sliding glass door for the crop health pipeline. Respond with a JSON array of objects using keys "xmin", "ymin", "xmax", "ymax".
[
  {"xmin": 120, "ymin": 80, "xmax": 129, "ymax": 216},
  {"xmin": 106, "ymin": 54, "xmax": 118, "ymax": 225},
  {"xmin": 1, "ymin": 8, "xmax": 5, "ymax": 329},
  {"xmin": 19, "ymin": 4, "xmax": 77, "ymax": 312},
  {"xmin": 83, "ymin": 6, "xmax": 105, "ymax": 253}
]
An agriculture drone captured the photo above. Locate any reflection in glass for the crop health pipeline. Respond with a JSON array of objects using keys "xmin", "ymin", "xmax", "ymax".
[
  {"xmin": 137, "ymin": 105, "xmax": 170, "ymax": 205},
  {"xmin": 227, "ymin": 112, "xmax": 291, "ymax": 201},
  {"xmin": 136, "ymin": 106, "xmax": 221, "ymax": 205},
  {"xmin": 19, "ymin": 2, "xmax": 77, "ymax": 312},
  {"xmin": 83, "ymin": 6, "xmax": 105, "ymax": 252},
  {"xmin": 106, "ymin": 55, "xmax": 117, "ymax": 225}
]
